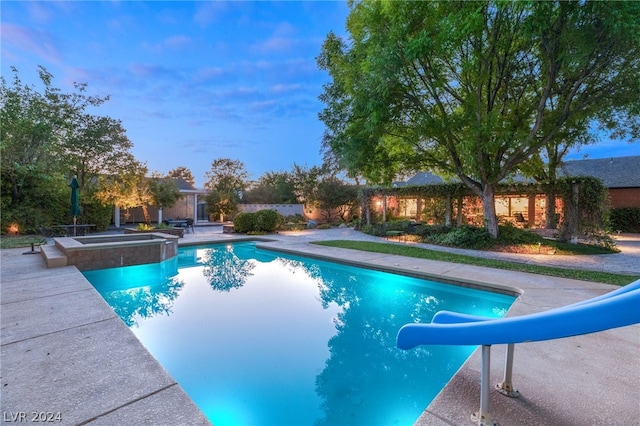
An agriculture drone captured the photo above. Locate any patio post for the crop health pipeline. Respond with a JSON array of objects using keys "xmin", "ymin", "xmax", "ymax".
[
  {"xmin": 496, "ymin": 343, "xmax": 520, "ymax": 398},
  {"xmin": 472, "ymin": 345, "xmax": 497, "ymax": 426}
]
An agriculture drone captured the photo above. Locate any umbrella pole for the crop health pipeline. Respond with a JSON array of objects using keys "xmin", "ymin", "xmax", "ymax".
[{"xmin": 73, "ymin": 216, "xmax": 77, "ymax": 236}]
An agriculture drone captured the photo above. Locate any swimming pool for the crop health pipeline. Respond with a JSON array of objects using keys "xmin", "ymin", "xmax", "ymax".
[{"xmin": 83, "ymin": 242, "xmax": 514, "ymax": 426}]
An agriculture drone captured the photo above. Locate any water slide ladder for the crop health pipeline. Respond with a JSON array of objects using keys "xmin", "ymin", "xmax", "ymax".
[{"xmin": 396, "ymin": 279, "xmax": 640, "ymax": 426}]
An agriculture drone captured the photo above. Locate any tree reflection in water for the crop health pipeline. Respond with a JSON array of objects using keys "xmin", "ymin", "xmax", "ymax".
[
  {"xmin": 280, "ymin": 258, "xmax": 488, "ymax": 426},
  {"xmin": 200, "ymin": 246, "xmax": 256, "ymax": 292},
  {"xmin": 88, "ymin": 244, "xmax": 511, "ymax": 425},
  {"xmin": 88, "ymin": 260, "xmax": 185, "ymax": 327}
]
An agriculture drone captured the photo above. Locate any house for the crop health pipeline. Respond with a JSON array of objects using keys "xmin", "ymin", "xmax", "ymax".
[
  {"xmin": 558, "ymin": 156, "xmax": 640, "ymax": 209},
  {"xmin": 368, "ymin": 155, "xmax": 640, "ymax": 227},
  {"xmin": 115, "ymin": 178, "xmax": 210, "ymax": 225}
]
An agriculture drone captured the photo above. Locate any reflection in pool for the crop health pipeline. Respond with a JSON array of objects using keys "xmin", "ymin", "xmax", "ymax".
[{"xmin": 84, "ymin": 242, "xmax": 514, "ymax": 426}]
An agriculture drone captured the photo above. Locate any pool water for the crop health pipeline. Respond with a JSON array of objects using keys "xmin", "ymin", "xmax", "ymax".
[{"xmin": 84, "ymin": 242, "xmax": 514, "ymax": 426}]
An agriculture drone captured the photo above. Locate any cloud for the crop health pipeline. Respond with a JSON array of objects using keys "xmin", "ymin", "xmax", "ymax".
[
  {"xmin": 250, "ymin": 22, "xmax": 302, "ymax": 54},
  {"xmin": 129, "ymin": 63, "xmax": 182, "ymax": 80},
  {"xmin": 144, "ymin": 34, "xmax": 192, "ymax": 53},
  {"xmin": 193, "ymin": 67, "xmax": 228, "ymax": 84},
  {"xmin": 253, "ymin": 36, "xmax": 296, "ymax": 54},
  {"xmin": 248, "ymin": 100, "xmax": 277, "ymax": 113},
  {"xmin": 164, "ymin": 35, "xmax": 191, "ymax": 49},
  {"xmin": 26, "ymin": 2, "xmax": 54, "ymax": 23},
  {"xmin": 0, "ymin": 23, "xmax": 63, "ymax": 64},
  {"xmin": 269, "ymin": 83, "xmax": 303, "ymax": 95},
  {"xmin": 193, "ymin": 2, "xmax": 229, "ymax": 26},
  {"xmin": 26, "ymin": 2, "xmax": 75, "ymax": 23}
]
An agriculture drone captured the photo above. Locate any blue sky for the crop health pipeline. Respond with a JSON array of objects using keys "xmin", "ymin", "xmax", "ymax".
[
  {"xmin": 2, "ymin": 1, "xmax": 350, "ymax": 186},
  {"xmin": 2, "ymin": 1, "xmax": 637, "ymax": 187}
]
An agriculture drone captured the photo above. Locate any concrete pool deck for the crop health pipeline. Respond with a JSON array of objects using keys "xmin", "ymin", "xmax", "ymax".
[{"xmin": 1, "ymin": 226, "xmax": 638, "ymax": 425}]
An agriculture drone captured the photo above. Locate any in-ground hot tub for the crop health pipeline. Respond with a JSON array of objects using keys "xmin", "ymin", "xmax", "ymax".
[{"xmin": 45, "ymin": 233, "xmax": 179, "ymax": 271}]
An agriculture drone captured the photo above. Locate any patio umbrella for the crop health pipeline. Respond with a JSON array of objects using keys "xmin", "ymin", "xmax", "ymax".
[{"xmin": 69, "ymin": 176, "xmax": 80, "ymax": 235}]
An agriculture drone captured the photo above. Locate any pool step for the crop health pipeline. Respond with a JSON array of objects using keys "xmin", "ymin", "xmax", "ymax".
[{"xmin": 41, "ymin": 244, "xmax": 67, "ymax": 268}]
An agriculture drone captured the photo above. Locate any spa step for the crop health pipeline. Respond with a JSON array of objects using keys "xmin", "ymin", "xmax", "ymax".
[{"xmin": 41, "ymin": 244, "xmax": 67, "ymax": 268}]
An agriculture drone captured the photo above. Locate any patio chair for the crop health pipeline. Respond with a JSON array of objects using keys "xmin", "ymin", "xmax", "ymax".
[{"xmin": 186, "ymin": 218, "xmax": 194, "ymax": 233}]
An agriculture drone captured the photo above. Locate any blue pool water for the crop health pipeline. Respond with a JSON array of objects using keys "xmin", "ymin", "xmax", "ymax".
[{"xmin": 84, "ymin": 242, "xmax": 514, "ymax": 426}]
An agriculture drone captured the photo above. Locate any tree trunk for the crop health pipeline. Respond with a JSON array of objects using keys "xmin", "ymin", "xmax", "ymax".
[
  {"xmin": 445, "ymin": 194, "xmax": 452, "ymax": 226},
  {"xmin": 365, "ymin": 200, "xmax": 371, "ymax": 225},
  {"xmin": 481, "ymin": 185, "xmax": 499, "ymax": 238},
  {"xmin": 558, "ymin": 182, "xmax": 581, "ymax": 243},
  {"xmin": 141, "ymin": 205, "xmax": 151, "ymax": 225},
  {"xmin": 382, "ymin": 196, "xmax": 387, "ymax": 222}
]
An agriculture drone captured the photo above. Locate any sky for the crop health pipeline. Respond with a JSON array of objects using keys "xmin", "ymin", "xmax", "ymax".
[{"xmin": 2, "ymin": 1, "xmax": 638, "ymax": 188}]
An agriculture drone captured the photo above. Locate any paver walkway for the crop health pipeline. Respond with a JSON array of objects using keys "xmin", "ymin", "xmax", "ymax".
[{"xmin": 186, "ymin": 225, "xmax": 640, "ymax": 275}]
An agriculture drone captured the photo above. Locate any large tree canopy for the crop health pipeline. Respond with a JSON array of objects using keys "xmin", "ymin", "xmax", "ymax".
[
  {"xmin": 318, "ymin": 1, "xmax": 640, "ymax": 237},
  {"xmin": 1, "ymin": 66, "xmax": 140, "ymax": 231}
]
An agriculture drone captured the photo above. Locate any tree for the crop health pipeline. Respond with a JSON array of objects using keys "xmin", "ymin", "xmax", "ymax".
[
  {"xmin": 319, "ymin": 1, "xmax": 640, "ymax": 237},
  {"xmin": 523, "ymin": 109, "xmax": 639, "ymax": 230},
  {"xmin": 149, "ymin": 172, "xmax": 183, "ymax": 223},
  {"xmin": 204, "ymin": 189, "xmax": 239, "ymax": 222},
  {"xmin": 1, "ymin": 66, "xmax": 66, "ymax": 210},
  {"xmin": 314, "ymin": 176, "xmax": 359, "ymax": 222},
  {"xmin": 242, "ymin": 171, "xmax": 298, "ymax": 204},
  {"xmin": 204, "ymin": 158, "xmax": 248, "ymax": 192},
  {"xmin": 167, "ymin": 166, "xmax": 195, "ymax": 185},
  {"xmin": 1, "ymin": 65, "xmax": 140, "ymax": 231},
  {"xmin": 290, "ymin": 163, "xmax": 325, "ymax": 207},
  {"xmin": 204, "ymin": 158, "xmax": 248, "ymax": 220},
  {"xmin": 60, "ymin": 114, "xmax": 134, "ymax": 190},
  {"xmin": 94, "ymin": 158, "xmax": 153, "ymax": 222},
  {"xmin": 519, "ymin": 127, "xmax": 593, "ymax": 229}
]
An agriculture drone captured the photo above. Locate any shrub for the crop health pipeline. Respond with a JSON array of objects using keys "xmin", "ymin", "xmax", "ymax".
[
  {"xmin": 254, "ymin": 209, "xmax": 281, "ymax": 233},
  {"xmin": 283, "ymin": 214, "xmax": 306, "ymax": 224},
  {"xmin": 82, "ymin": 199, "xmax": 113, "ymax": 232},
  {"xmin": 281, "ymin": 214, "xmax": 306, "ymax": 231},
  {"xmin": 361, "ymin": 223, "xmax": 386, "ymax": 236},
  {"xmin": 233, "ymin": 212, "xmax": 255, "ymax": 233},
  {"xmin": 609, "ymin": 208, "xmax": 640, "ymax": 233},
  {"xmin": 426, "ymin": 225, "xmax": 492, "ymax": 249},
  {"xmin": 414, "ymin": 224, "xmax": 451, "ymax": 238},
  {"xmin": 496, "ymin": 224, "xmax": 543, "ymax": 245}
]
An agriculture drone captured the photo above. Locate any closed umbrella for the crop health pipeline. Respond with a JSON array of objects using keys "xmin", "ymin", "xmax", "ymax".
[{"xmin": 69, "ymin": 176, "xmax": 81, "ymax": 235}]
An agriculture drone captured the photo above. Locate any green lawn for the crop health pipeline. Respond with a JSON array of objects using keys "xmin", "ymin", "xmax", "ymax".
[
  {"xmin": 0, "ymin": 235, "xmax": 47, "ymax": 249},
  {"xmin": 313, "ymin": 240, "xmax": 638, "ymax": 286}
]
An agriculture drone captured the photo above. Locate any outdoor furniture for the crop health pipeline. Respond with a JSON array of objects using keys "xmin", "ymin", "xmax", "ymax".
[
  {"xmin": 39, "ymin": 227, "xmax": 61, "ymax": 238},
  {"xmin": 385, "ymin": 230, "xmax": 405, "ymax": 241},
  {"xmin": 51, "ymin": 224, "xmax": 96, "ymax": 237},
  {"xmin": 166, "ymin": 219, "xmax": 188, "ymax": 228},
  {"xmin": 164, "ymin": 218, "xmax": 194, "ymax": 233}
]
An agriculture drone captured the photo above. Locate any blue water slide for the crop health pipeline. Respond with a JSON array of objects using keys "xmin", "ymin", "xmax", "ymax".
[
  {"xmin": 397, "ymin": 279, "xmax": 640, "ymax": 349},
  {"xmin": 396, "ymin": 279, "xmax": 640, "ymax": 425},
  {"xmin": 429, "ymin": 278, "xmax": 640, "ymax": 325}
]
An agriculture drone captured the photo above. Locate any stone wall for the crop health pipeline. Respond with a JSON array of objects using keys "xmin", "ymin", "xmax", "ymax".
[{"xmin": 238, "ymin": 204, "xmax": 305, "ymax": 217}]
